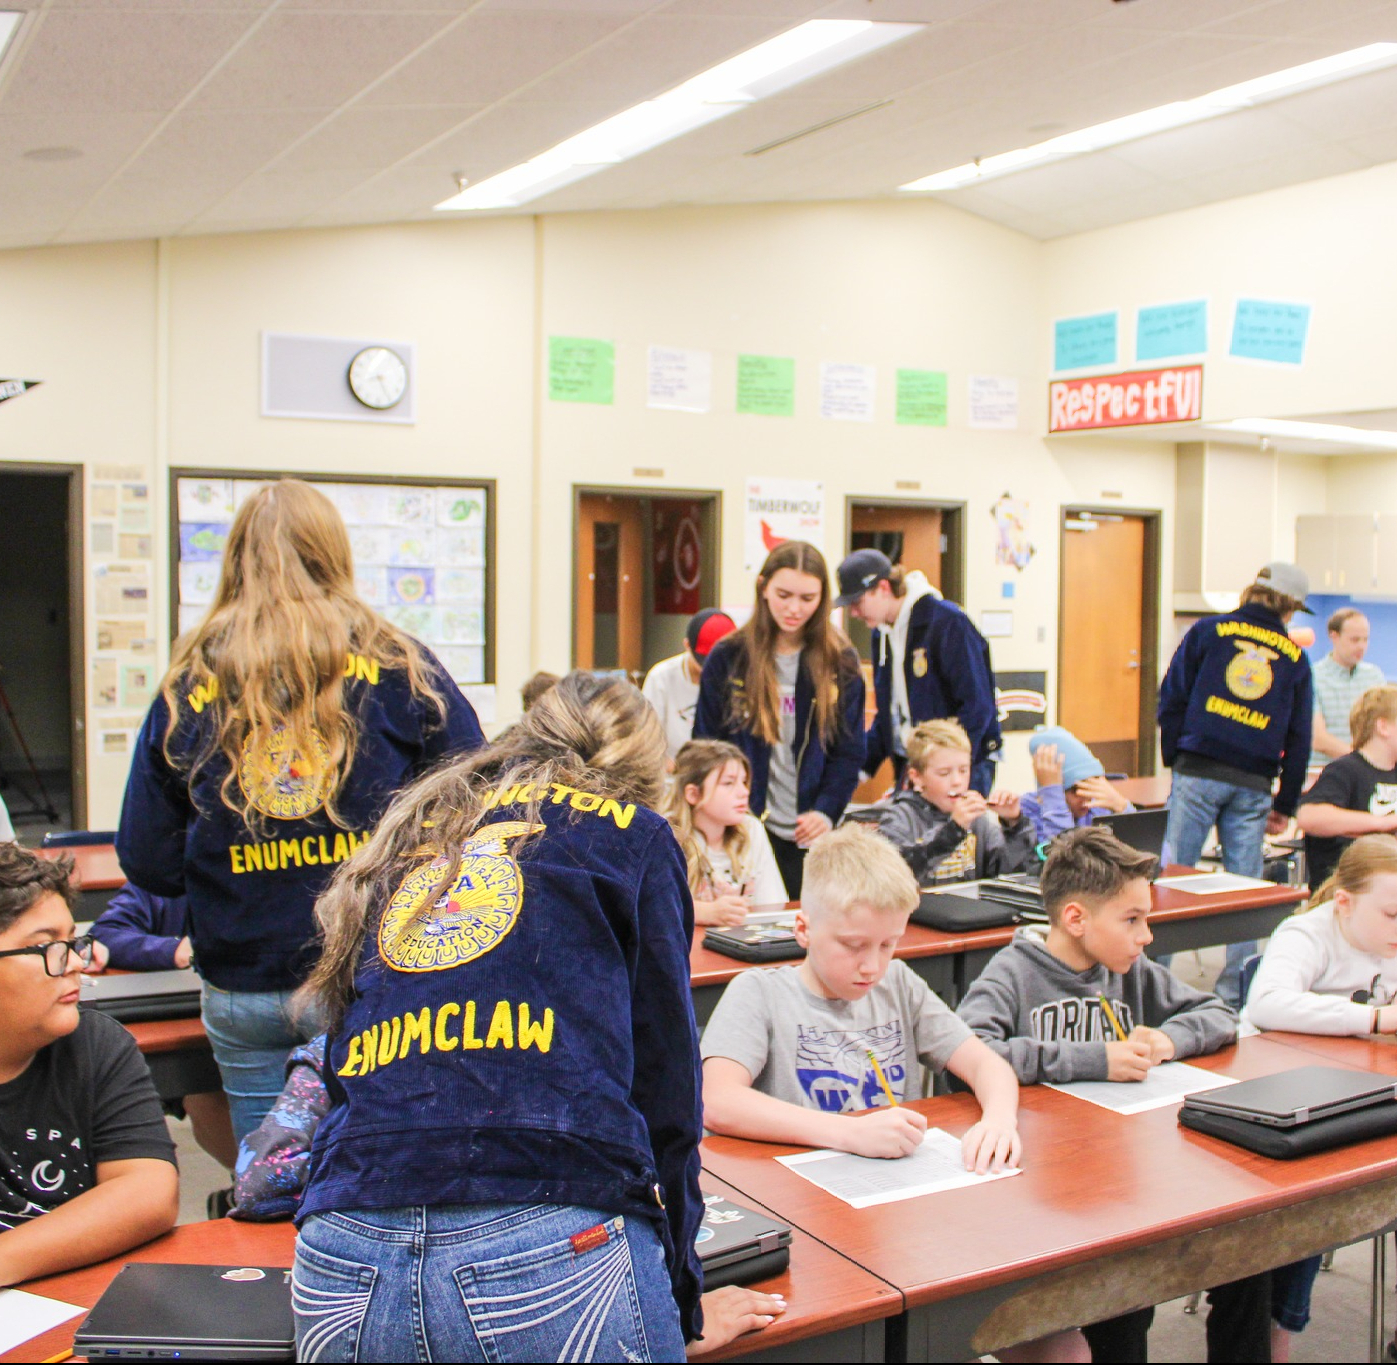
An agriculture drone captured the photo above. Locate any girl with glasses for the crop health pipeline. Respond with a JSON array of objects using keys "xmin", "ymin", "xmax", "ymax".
[{"xmin": 0, "ymin": 843, "xmax": 177, "ymax": 1287}]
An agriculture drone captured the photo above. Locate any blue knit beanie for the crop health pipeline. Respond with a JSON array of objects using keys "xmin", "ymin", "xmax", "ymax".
[{"xmin": 1029, "ymin": 726, "xmax": 1104, "ymax": 789}]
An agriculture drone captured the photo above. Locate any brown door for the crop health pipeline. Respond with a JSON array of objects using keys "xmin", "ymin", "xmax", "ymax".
[
  {"xmin": 576, "ymin": 494, "xmax": 645, "ymax": 675},
  {"xmin": 1059, "ymin": 512, "xmax": 1146, "ymax": 775}
]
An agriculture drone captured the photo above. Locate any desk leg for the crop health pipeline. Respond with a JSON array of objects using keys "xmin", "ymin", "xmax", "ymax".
[{"xmin": 1372, "ymin": 1234, "xmax": 1388, "ymax": 1364}]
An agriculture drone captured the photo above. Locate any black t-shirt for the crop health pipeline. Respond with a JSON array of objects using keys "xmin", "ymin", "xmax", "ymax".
[
  {"xmin": 0, "ymin": 1009, "xmax": 175, "ymax": 1230},
  {"xmin": 1298, "ymin": 751, "xmax": 1397, "ymax": 890}
]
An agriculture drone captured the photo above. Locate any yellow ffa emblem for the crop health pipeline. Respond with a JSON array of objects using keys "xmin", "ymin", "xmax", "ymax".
[
  {"xmin": 238, "ymin": 728, "xmax": 332, "ymax": 821},
  {"xmin": 1225, "ymin": 641, "xmax": 1278, "ymax": 702},
  {"xmin": 912, "ymin": 647, "xmax": 929, "ymax": 679},
  {"xmin": 379, "ymin": 821, "xmax": 541, "ymax": 973}
]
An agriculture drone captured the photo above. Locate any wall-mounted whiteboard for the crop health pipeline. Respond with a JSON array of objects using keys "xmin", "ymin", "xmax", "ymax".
[{"xmin": 170, "ymin": 470, "xmax": 494, "ymax": 687}]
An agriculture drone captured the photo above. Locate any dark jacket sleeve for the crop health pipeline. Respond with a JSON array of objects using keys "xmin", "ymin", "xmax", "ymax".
[
  {"xmin": 91, "ymin": 886, "xmax": 187, "ymax": 972},
  {"xmin": 116, "ymin": 696, "xmax": 193, "ymax": 898},
  {"xmin": 1275, "ymin": 663, "xmax": 1315, "ymax": 817},
  {"xmin": 693, "ymin": 641, "xmax": 736, "ymax": 741},
  {"xmin": 1157, "ymin": 624, "xmax": 1202, "ymax": 767},
  {"xmin": 811, "ymin": 656, "xmax": 867, "ymax": 824},
  {"xmin": 863, "ymin": 717, "xmax": 889, "ymax": 776},
  {"xmin": 931, "ymin": 612, "xmax": 999, "ymax": 757},
  {"xmin": 629, "ymin": 827, "xmax": 705, "ymax": 1343}
]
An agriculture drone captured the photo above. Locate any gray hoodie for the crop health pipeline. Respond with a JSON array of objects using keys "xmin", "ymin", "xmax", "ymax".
[
  {"xmin": 956, "ymin": 927, "xmax": 1238, "ymax": 1084},
  {"xmin": 874, "ymin": 789, "xmax": 1034, "ymax": 885}
]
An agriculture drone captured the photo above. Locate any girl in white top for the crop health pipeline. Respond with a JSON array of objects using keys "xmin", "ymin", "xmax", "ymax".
[{"xmin": 667, "ymin": 740, "xmax": 788, "ymax": 927}]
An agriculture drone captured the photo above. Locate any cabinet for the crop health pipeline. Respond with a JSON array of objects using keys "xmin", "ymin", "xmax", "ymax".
[{"xmin": 1296, "ymin": 514, "xmax": 1377, "ymax": 594}]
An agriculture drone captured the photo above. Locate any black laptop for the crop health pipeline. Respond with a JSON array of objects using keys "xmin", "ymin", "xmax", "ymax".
[
  {"xmin": 1092, "ymin": 808, "xmax": 1169, "ymax": 859},
  {"xmin": 1182, "ymin": 1065, "xmax": 1397, "ymax": 1129},
  {"xmin": 697, "ymin": 1196, "xmax": 792, "ymax": 1288},
  {"xmin": 74, "ymin": 1264, "xmax": 294, "ymax": 1361},
  {"xmin": 83, "ymin": 967, "xmax": 202, "ymax": 1022},
  {"xmin": 703, "ymin": 912, "xmax": 804, "ymax": 963}
]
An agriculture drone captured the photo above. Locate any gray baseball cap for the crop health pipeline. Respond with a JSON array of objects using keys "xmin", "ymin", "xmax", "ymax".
[{"xmin": 1254, "ymin": 561, "xmax": 1312, "ymax": 612}]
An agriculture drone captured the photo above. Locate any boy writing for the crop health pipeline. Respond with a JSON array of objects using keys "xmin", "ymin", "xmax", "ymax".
[
  {"xmin": 956, "ymin": 827, "xmax": 1268, "ymax": 1362},
  {"xmin": 875, "ymin": 719, "xmax": 1033, "ymax": 885}
]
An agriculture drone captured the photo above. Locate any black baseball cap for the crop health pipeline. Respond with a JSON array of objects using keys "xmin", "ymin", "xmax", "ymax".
[{"xmin": 834, "ymin": 548, "xmax": 893, "ymax": 608}]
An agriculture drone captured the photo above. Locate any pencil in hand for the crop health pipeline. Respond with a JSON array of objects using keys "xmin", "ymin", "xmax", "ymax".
[
  {"xmin": 1098, "ymin": 994, "xmax": 1128, "ymax": 1042},
  {"xmin": 866, "ymin": 1048, "xmax": 899, "ymax": 1107}
]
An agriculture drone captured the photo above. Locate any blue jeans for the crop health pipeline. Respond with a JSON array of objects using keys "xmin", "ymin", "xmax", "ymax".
[
  {"xmin": 1163, "ymin": 772, "xmax": 1274, "ymax": 1007},
  {"xmin": 1271, "ymin": 1254, "xmax": 1322, "ymax": 1333},
  {"xmin": 294, "ymin": 1202, "xmax": 686, "ymax": 1363},
  {"xmin": 201, "ymin": 983, "xmax": 316, "ymax": 1143}
]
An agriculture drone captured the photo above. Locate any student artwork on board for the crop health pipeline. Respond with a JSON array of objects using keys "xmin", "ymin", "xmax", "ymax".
[{"xmin": 172, "ymin": 476, "xmax": 491, "ymax": 686}]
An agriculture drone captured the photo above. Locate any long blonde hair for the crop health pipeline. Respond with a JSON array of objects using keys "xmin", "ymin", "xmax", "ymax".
[
  {"xmin": 162, "ymin": 479, "xmax": 447, "ymax": 828},
  {"xmin": 731, "ymin": 541, "xmax": 855, "ymax": 748},
  {"xmin": 298, "ymin": 671, "xmax": 666, "ymax": 1031},
  {"xmin": 1308, "ymin": 833, "xmax": 1397, "ymax": 910},
  {"xmin": 667, "ymin": 740, "xmax": 753, "ymax": 895}
]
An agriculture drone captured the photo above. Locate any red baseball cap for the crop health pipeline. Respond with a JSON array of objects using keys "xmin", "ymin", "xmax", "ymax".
[{"xmin": 686, "ymin": 608, "xmax": 736, "ymax": 661}]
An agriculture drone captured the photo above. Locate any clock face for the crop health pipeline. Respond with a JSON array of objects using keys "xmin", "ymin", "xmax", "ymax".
[{"xmin": 348, "ymin": 346, "xmax": 408, "ymax": 410}]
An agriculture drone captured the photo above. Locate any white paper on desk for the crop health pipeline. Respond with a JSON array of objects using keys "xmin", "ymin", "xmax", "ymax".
[
  {"xmin": 0, "ymin": 1287, "xmax": 85, "ymax": 1354},
  {"xmin": 1046, "ymin": 1062, "xmax": 1237, "ymax": 1116},
  {"xmin": 776, "ymin": 1128, "xmax": 1021, "ymax": 1209},
  {"xmin": 1154, "ymin": 872, "xmax": 1275, "ymax": 894}
]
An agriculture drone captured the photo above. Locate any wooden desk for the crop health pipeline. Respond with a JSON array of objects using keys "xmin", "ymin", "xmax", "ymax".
[
  {"xmin": 1115, "ymin": 775, "xmax": 1172, "ymax": 809},
  {"xmin": 126, "ymin": 1015, "xmax": 221, "ymax": 1102},
  {"xmin": 703, "ymin": 1036, "xmax": 1397, "ymax": 1360},
  {"xmin": 1, "ymin": 1219, "xmax": 295, "ymax": 1365}
]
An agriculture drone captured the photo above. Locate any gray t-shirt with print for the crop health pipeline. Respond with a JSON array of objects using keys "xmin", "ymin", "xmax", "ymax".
[
  {"xmin": 700, "ymin": 959, "xmax": 972, "ymax": 1111},
  {"xmin": 764, "ymin": 649, "xmax": 801, "ymax": 839}
]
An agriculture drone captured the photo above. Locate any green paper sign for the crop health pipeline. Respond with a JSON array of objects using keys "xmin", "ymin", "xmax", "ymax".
[
  {"xmin": 549, "ymin": 336, "xmax": 614, "ymax": 404},
  {"xmin": 736, "ymin": 354, "xmax": 795, "ymax": 417},
  {"xmin": 895, "ymin": 369, "xmax": 948, "ymax": 426}
]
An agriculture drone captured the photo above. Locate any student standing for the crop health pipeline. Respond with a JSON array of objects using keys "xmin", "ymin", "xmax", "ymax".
[
  {"xmin": 294, "ymin": 672, "xmax": 704, "ymax": 1361},
  {"xmin": 1157, "ymin": 561, "xmax": 1314, "ymax": 1006},
  {"xmin": 836, "ymin": 548, "xmax": 1002, "ymax": 794},
  {"xmin": 1311, "ymin": 608, "xmax": 1384, "ymax": 764},
  {"xmin": 643, "ymin": 608, "xmax": 737, "ymax": 763},
  {"xmin": 695, "ymin": 542, "xmax": 864, "ymax": 898},
  {"xmin": 117, "ymin": 480, "xmax": 483, "ymax": 1142}
]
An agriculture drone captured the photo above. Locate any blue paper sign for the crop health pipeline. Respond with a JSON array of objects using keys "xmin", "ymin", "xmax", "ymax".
[
  {"xmin": 1137, "ymin": 300, "xmax": 1207, "ymax": 361},
  {"xmin": 1054, "ymin": 312, "xmax": 1118, "ymax": 371},
  {"xmin": 1230, "ymin": 299, "xmax": 1311, "ymax": 365}
]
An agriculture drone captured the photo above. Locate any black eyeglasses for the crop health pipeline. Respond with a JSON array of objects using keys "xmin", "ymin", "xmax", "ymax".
[
  {"xmin": 1351, "ymin": 974, "xmax": 1396, "ymax": 1007},
  {"xmin": 0, "ymin": 934, "xmax": 96, "ymax": 977}
]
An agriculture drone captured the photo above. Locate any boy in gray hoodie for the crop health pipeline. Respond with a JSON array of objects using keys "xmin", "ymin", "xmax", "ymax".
[{"xmin": 957, "ymin": 827, "xmax": 1263, "ymax": 1364}]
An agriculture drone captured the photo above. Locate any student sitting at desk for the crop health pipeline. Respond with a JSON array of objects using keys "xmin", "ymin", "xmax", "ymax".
[
  {"xmin": 0, "ymin": 843, "xmax": 177, "ymax": 1287},
  {"xmin": 956, "ymin": 827, "xmax": 1267, "ymax": 1363},
  {"xmin": 667, "ymin": 739, "xmax": 788, "ymax": 926},
  {"xmin": 1243, "ymin": 833, "xmax": 1397, "ymax": 1361},
  {"xmin": 1022, "ymin": 726, "xmax": 1135, "ymax": 843},
  {"xmin": 873, "ymin": 719, "xmax": 1033, "ymax": 884}
]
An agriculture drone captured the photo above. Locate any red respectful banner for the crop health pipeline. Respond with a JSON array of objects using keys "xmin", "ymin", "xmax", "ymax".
[{"xmin": 1049, "ymin": 363, "xmax": 1202, "ymax": 433}]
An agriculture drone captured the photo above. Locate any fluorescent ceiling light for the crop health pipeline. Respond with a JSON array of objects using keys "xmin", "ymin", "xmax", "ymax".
[
  {"xmin": 0, "ymin": 11, "xmax": 23, "ymax": 67},
  {"xmin": 900, "ymin": 43, "xmax": 1397, "ymax": 194},
  {"xmin": 1208, "ymin": 418, "xmax": 1397, "ymax": 452},
  {"xmin": 436, "ymin": 19, "xmax": 920, "ymax": 212}
]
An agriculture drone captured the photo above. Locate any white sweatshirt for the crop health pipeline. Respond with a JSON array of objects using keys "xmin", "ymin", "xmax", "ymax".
[
  {"xmin": 878, "ymin": 569, "xmax": 937, "ymax": 757},
  {"xmin": 1244, "ymin": 901, "xmax": 1397, "ymax": 1036}
]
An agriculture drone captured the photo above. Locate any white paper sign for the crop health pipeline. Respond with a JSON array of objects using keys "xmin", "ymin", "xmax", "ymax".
[
  {"xmin": 819, "ymin": 362, "xmax": 876, "ymax": 422},
  {"xmin": 969, "ymin": 374, "xmax": 1019, "ymax": 430},
  {"xmin": 647, "ymin": 345, "xmax": 712, "ymax": 413},
  {"xmin": 745, "ymin": 478, "xmax": 825, "ymax": 572}
]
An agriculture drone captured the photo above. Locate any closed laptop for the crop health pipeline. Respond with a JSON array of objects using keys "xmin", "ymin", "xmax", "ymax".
[
  {"xmin": 1183, "ymin": 1065, "xmax": 1397, "ymax": 1129},
  {"xmin": 1091, "ymin": 808, "xmax": 1169, "ymax": 859},
  {"xmin": 82, "ymin": 967, "xmax": 202, "ymax": 1022},
  {"xmin": 697, "ymin": 1196, "xmax": 792, "ymax": 1289},
  {"xmin": 703, "ymin": 912, "xmax": 804, "ymax": 962}
]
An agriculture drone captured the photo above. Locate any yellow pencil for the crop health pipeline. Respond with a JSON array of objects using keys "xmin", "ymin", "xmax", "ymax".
[
  {"xmin": 1098, "ymin": 994, "xmax": 1128, "ymax": 1042},
  {"xmin": 42, "ymin": 1351, "xmax": 74, "ymax": 1364},
  {"xmin": 866, "ymin": 1049, "xmax": 898, "ymax": 1107}
]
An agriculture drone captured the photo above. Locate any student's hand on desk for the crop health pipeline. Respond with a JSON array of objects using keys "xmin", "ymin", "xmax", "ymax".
[
  {"xmin": 1105, "ymin": 1038, "xmax": 1154, "ymax": 1081},
  {"xmin": 1128, "ymin": 1026, "xmax": 1175, "ymax": 1064},
  {"xmin": 793, "ymin": 811, "xmax": 832, "ymax": 847},
  {"xmin": 695, "ymin": 896, "xmax": 751, "ymax": 927},
  {"xmin": 846, "ymin": 1105, "xmax": 927, "ymax": 1158},
  {"xmin": 1075, "ymin": 776, "xmax": 1129, "ymax": 814},
  {"xmin": 987, "ymin": 790, "xmax": 1021, "ymax": 822},
  {"xmin": 960, "ymin": 1116, "xmax": 1021, "ymax": 1174},
  {"xmin": 687, "ymin": 1286, "xmax": 787, "ymax": 1358},
  {"xmin": 1265, "ymin": 810, "xmax": 1290, "ymax": 837},
  {"xmin": 951, "ymin": 792, "xmax": 988, "ymax": 830},
  {"xmin": 1031, "ymin": 744, "xmax": 1065, "ymax": 788},
  {"xmin": 173, "ymin": 935, "xmax": 193, "ymax": 969}
]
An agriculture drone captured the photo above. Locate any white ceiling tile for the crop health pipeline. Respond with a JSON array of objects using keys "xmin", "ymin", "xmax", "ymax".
[
  {"xmin": 0, "ymin": 110, "xmax": 162, "ymax": 177},
  {"xmin": 1184, "ymin": 141, "xmax": 1372, "ymax": 202},
  {"xmin": 119, "ymin": 108, "xmax": 331, "ymax": 184},
  {"xmin": 1106, "ymin": 105, "xmax": 1322, "ymax": 180},
  {"xmin": 1206, "ymin": 0, "xmax": 1395, "ymax": 40},
  {"xmin": 301, "ymin": 165, "xmax": 460, "ymax": 223},
  {"xmin": 475, "ymin": 0, "xmax": 662, "ymax": 10},
  {"xmin": 405, "ymin": 98, "xmax": 623, "ymax": 174},
  {"xmin": 272, "ymin": 106, "xmax": 482, "ymax": 173},
  {"xmin": 963, "ymin": 151, "xmax": 1158, "ymax": 215},
  {"xmin": 185, "ymin": 11, "xmax": 458, "ymax": 110},
  {"xmin": 59, "ymin": 176, "xmax": 230, "ymax": 234},
  {"xmin": 193, "ymin": 167, "xmax": 376, "ymax": 223},
  {"xmin": 1079, "ymin": 0, "xmax": 1272, "ymax": 32},
  {"xmin": 1267, "ymin": 66, "xmax": 1397, "ymax": 142},
  {"xmin": 816, "ymin": 0, "xmax": 995, "ymax": 21},
  {"xmin": 662, "ymin": 0, "xmax": 825, "ymax": 16},
  {"xmin": 1338, "ymin": 122, "xmax": 1397, "ymax": 163}
]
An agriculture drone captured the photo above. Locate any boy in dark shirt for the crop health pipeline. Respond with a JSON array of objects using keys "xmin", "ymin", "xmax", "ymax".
[{"xmin": 0, "ymin": 844, "xmax": 177, "ymax": 1285}]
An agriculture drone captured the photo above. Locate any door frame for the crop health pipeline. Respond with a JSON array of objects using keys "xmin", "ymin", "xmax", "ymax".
[
  {"xmin": 0, "ymin": 460, "xmax": 86, "ymax": 828},
  {"xmin": 571, "ymin": 484, "xmax": 723, "ymax": 670},
  {"xmin": 844, "ymin": 495, "xmax": 966, "ymax": 604},
  {"xmin": 1057, "ymin": 505, "xmax": 1162, "ymax": 777}
]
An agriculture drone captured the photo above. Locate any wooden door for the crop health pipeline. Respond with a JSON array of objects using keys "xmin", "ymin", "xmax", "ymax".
[
  {"xmin": 1060, "ymin": 513, "xmax": 1146, "ymax": 775},
  {"xmin": 576, "ymin": 494, "xmax": 645, "ymax": 676}
]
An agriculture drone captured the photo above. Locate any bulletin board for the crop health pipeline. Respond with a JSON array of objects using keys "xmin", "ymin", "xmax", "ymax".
[{"xmin": 168, "ymin": 470, "xmax": 495, "ymax": 687}]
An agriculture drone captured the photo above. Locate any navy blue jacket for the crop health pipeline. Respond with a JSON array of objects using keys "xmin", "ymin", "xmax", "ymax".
[
  {"xmin": 299, "ymin": 786, "xmax": 704, "ymax": 1341},
  {"xmin": 694, "ymin": 634, "xmax": 866, "ymax": 826},
  {"xmin": 865, "ymin": 595, "xmax": 1002, "ymax": 774},
  {"xmin": 91, "ymin": 886, "xmax": 188, "ymax": 972},
  {"xmin": 1158, "ymin": 603, "xmax": 1314, "ymax": 816},
  {"xmin": 116, "ymin": 650, "xmax": 483, "ymax": 992}
]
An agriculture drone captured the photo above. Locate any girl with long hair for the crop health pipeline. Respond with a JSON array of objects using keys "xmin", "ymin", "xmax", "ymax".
[
  {"xmin": 116, "ymin": 479, "xmax": 483, "ymax": 1141},
  {"xmin": 666, "ymin": 739, "xmax": 787, "ymax": 925},
  {"xmin": 292, "ymin": 671, "xmax": 704, "ymax": 1361},
  {"xmin": 694, "ymin": 541, "xmax": 864, "ymax": 897}
]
